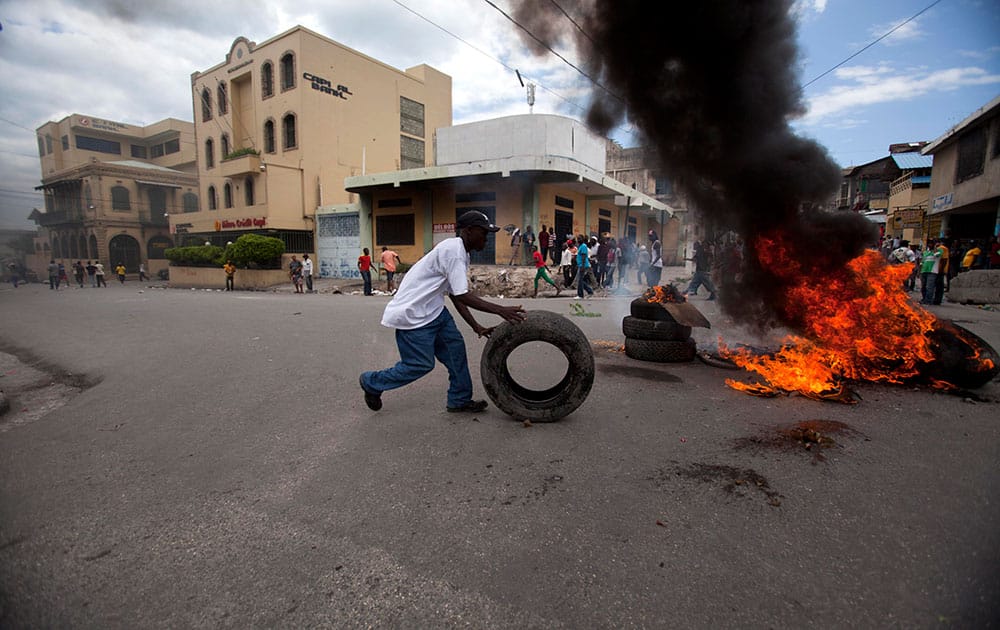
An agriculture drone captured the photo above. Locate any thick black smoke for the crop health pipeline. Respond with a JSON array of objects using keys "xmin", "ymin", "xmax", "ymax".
[{"xmin": 511, "ymin": 0, "xmax": 877, "ymax": 331}]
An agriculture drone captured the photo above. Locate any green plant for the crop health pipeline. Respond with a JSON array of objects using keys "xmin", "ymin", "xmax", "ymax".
[
  {"xmin": 225, "ymin": 233, "xmax": 284, "ymax": 269},
  {"xmin": 223, "ymin": 147, "xmax": 260, "ymax": 161},
  {"xmin": 164, "ymin": 244, "xmax": 226, "ymax": 267}
]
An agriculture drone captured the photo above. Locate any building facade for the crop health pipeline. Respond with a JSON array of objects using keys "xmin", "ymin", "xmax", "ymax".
[
  {"xmin": 922, "ymin": 95, "xmax": 1000, "ymax": 242},
  {"xmin": 334, "ymin": 114, "xmax": 671, "ymax": 277},
  {"xmin": 30, "ymin": 115, "xmax": 197, "ymax": 276},
  {"xmin": 181, "ymin": 26, "xmax": 451, "ymax": 253}
]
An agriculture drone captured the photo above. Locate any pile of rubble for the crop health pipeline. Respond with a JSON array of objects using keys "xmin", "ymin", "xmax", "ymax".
[{"xmin": 468, "ymin": 265, "xmax": 555, "ymax": 298}]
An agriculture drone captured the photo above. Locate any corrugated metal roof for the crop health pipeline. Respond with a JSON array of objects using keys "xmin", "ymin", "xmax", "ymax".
[
  {"xmin": 911, "ymin": 175, "xmax": 931, "ymax": 185},
  {"xmin": 891, "ymin": 153, "xmax": 933, "ymax": 169}
]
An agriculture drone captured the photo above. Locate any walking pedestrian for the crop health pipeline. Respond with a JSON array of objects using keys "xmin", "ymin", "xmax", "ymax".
[
  {"xmin": 647, "ymin": 230, "xmax": 663, "ymax": 287},
  {"xmin": 139, "ymin": 262, "xmax": 148, "ymax": 282},
  {"xmin": 289, "ymin": 255, "xmax": 304, "ymax": 293},
  {"xmin": 380, "ymin": 246, "xmax": 400, "ymax": 293},
  {"xmin": 223, "ymin": 259, "xmax": 236, "ymax": 291},
  {"xmin": 303, "ymin": 254, "xmax": 314, "ymax": 293},
  {"xmin": 530, "ymin": 245, "xmax": 561, "ymax": 298},
  {"xmin": 575, "ymin": 234, "xmax": 595, "ymax": 299},
  {"xmin": 636, "ymin": 245, "xmax": 650, "ymax": 286},
  {"xmin": 359, "ymin": 210, "xmax": 525, "ymax": 413},
  {"xmin": 8, "ymin": 261, "xmax": 19, "ymax": 288},
  {"xmin": 94, "ymin": 262, "xmax": 107, "ymax": 287},
  {"xmin": 73, "ymin": 260, "xmax": 85, "ymax": 288},
  {"xmin": 685, "ymin": 241, "xmax": 717, "ymax": 300},
  {"xmin": 115, "ymin": 263, "xmax": 126, "ymax": 284},
  {"xmin": 47, "ymin": 260, "xmax": 59, "ymax": 289},
  {"xmin": 560, "ymin": 239, "xmax": 575, "ymax": 288},
  {"xmin": 919, "ymin": 240, "xmax": 941, "ymax": 305},
  {"xmin": 86, "ymin": 260, "xmax": 97, "ymax": 287},
  {"xmin": 358, "ymin": 248, "xmax": 373, "ymax": 296}
]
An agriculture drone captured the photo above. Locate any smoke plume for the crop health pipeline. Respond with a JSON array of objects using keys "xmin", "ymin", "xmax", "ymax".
[{"xmin": 510, "ymin": 0, "xmax": 877, "ymax": 331}]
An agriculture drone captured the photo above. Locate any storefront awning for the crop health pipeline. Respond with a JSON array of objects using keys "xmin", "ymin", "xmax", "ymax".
[
  {"xmin": 136, "ymin": 180, "xmax": 182, "ymax": 189},
  {"xmin": 35, "ymin": 178, "xmax": 82, "ymax": 190}
]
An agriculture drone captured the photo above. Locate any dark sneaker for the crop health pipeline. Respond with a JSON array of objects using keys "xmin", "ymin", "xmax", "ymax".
[
  {"xmin": 707, "ymin": 294, "xmax": 716, "ymax": 301},
  {"xmin": 359, "ymin": 375, "xmax": 382, "ymax": 411},
  {"xmin": 447, "ymin": 399, "xmax": 488, "ymax": 413}
]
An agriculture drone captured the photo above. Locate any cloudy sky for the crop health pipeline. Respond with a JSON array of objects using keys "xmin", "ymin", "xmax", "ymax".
[{"xmin": 0, "ymin": 0, "xmax": 997, "ymax": 229}]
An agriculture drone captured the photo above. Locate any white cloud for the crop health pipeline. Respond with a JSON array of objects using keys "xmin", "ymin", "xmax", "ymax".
[
  {"xmin": 870, "ymin": 16, "xmax": 925, "ymax": 45},
  {"xmin": 803, "ymin": 65, "xmax": 1000, "ymax": 122}
]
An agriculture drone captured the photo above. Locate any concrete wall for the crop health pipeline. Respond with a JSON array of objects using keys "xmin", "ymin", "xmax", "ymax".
[
  {"xmin": 167, "ymin": 265, "xmax": 289, "ymax": 290},
  {"xmin": 436, "ymin": 115, "xmax": 606, "ymax": 172},
  {"xmin": 946, "ymin": 269, "xmax": 1000, "ymax": 304}
]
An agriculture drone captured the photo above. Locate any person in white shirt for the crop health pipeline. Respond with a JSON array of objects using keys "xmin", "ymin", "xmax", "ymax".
[
  {"xmin": 302, "ymin": 254, "xmax": 314, "ymax": 293},
  {"xmin": 360, "ymin": 211, "xmax": 526, "ymax": 413}
]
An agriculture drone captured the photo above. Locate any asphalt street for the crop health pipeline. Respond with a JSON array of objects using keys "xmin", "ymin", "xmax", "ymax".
[{"xmin": 1, "ymin": 277, "xmax": 998, "ymax": 628}]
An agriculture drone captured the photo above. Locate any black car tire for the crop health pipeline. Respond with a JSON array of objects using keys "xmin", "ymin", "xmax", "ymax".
[
  {"xmin": 629, "ymin": 297, "xmax": 678, "ymax": 322},
  {"xmin": 624, "ymin": 337, "xmax": 697, "ymax": 363},
  {"xmin": 621, "ymin": 315, "xmax": 691, "ymax": 341},
  {"xmin": 481, "ymin": 310, "xmax": 594, "ymax": 421}
]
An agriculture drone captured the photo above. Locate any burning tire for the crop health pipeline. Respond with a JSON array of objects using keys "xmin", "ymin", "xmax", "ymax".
[
  {"xmin": 624, "ymin": 337, "xmax": 697, "ymax": 363},
  {"xmin": 481, "ymin": 310, "xmax": 594, "ymax": 421},
  {"xmin": 630, "ymin": 297, "xmax": 679, "ymax": 322},
  {"xmin": 622, "ymin": 315, "xmax": 692, "ymax": 341}
]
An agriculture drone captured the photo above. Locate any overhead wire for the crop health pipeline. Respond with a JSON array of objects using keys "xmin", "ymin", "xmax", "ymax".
[{"xmin": 802, "ymin": 0, "xmax": 945, "ymax": 88}]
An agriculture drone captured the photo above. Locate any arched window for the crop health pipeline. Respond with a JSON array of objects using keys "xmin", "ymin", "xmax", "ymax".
[
  {"xmin": 244, "ymin": 176, "xmax": 254, "ymax": 206},
  {"xmin": 70, "ymin": 234, "xmax": 79, "ymax": 258},
  {"xmin": 224, "ymin": 183, "xmax": 233, "ymax": 209},
  {"xmin": 89, "ymin": 234, "xmax": 98, "ymax": 259},
  {"xmin": 261, "ymin": 62, "xmax": 274, "ymax": 98},
  {"xmin": 217, "ymin": 82, "xmax": 228, "ymax": 115},
  {"xmin": 148, "ymin": 187, "xmax": 167, "ymax": 216},
  {"xmin": 111, "ymin": 185, "xmax": 130, "ymax": 211},
  {"xmin": 51, "ymin": 236, "xmax": 60, "ymax": 258},
  {"xmin": 221, "ymin": 133, "xmax": 230, "ymax": 159},
  {"xmin": 208, "ymin": 185, "xmax": 217, "ymax": 210},
  {"xmin": 78, "ymin": 235, "xmax": 87, "ymax": 258},
  {"xmin": 263, "ymin": 119, "xmax": 276, "ymax": 154},
  {"xmin": 205, "ymin": 138, "xmax": 214, "ymax": 168},
  {"xmin": 280, "ymin": 53, "xmax": 295, "ymax": 91},
  {"xmin": 282, "ymin": 113, "xmax": 297, "ymax": 150},
  {"xmin": 201, "ymin": 87, "xmax": 212, "ymax": 122},
  {"xmin": 183, "ymin": 192, "xmax": 199, "ymax": 213}
]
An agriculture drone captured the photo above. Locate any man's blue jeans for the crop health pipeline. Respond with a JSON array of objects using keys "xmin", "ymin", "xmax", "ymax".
[{"xmin": 361, "ymin": 308, "xmax": 473, "ymax": 408}]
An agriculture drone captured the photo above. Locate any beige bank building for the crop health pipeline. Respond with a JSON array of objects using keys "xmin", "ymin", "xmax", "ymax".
[
  {"xmin": 30, "ymin": 115, "xmax": 197, "ymax": 277},
  {"xmin": 181, "ymin": 25, "xmax": 672, "ymax": 279}
]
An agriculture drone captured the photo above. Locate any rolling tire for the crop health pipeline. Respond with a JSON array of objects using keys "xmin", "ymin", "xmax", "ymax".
[
  {"xmin": 621, "ymin": 315, "xmax": 691, "ymax": 341},
  {"xmin": 481, "ymin": 310, "xmax": 594, "ymax": 421},
  {"xmin": 630, "ymin": 297, "xmax": 678, "ymax": 322},
  {"xmin": 624, "ymin": 337, "xmax": 697, "ymax": 363}
]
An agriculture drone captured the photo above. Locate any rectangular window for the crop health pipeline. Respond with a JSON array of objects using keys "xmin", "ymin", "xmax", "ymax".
[
  {"xmin": 164, "ymin": 139, "xmax": 180, "ymax": 154},
  {"xmin": 400, "ymin": 96, "xmax": 425, "ymax": 137},
  {"xmin": 400, "ymin": 135, "xmax": 424, "ymax": 169},
  {"xmin": 992, "ymin": 119, "xmax": 1000, "ymax": 159},
  {"xmin": 151, "ymin": 144, "xmax": 165, "ymax": 158},
  {"xmin": 599, "ymin": 209, "xmax": 612, "ymax": 217},
  {"xmin": 376, "ymin": 213, "xmax": 415, "ymax": 246},
  {"xmin": 956, "ymin": 127, "xmax": 987, "ymax": 183},
  {"xmin": 555, "ymin": 195, "xmax": 574, "ymax": 209},
  {"xmin": 37, "ymin": 137, "xmax": 45, "ymax": 157},
  {"xmin": 76, "ymin": 135, "xmax": 121, "ymax": 155},
  {"xmin": 61, "ymin": 135, "xmax": 69, "ymax": 150},
  {"xmin": 455, "ymin": 192, "xmax": 496, "ymax": 203},
  {"xmin": 131, "ymin": 144, "xmax": 148, "ymax": 159},
  {"xmin": 377, "ymin": 197, "xmax": 412, "ymax": 208},
  {"xmin": 45, "ymin": 135, "xmax": 53, "ymax": 154},
  {"xmin": 655, "ymin": 177, "xmax": 672, "ymax": 195}
]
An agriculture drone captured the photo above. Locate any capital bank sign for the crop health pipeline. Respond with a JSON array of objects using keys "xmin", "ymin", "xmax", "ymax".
[{"xmin": 303, "ymin": 72, "xmax": 352, "ymax": 100}]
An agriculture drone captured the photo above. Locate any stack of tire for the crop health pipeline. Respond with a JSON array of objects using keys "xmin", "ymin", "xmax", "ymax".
[{"xmin": 623, "ymin": 298, "xmax": 697, "ymax": 363}]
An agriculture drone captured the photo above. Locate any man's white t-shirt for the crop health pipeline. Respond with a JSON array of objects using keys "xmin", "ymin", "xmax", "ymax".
[
  {"xmin": 303, "ymin": 258, "xmax": 313, "ymax": 276},
  {"xmin": 381, "ymin": 237, "xmax": 470, "ymax": 330}
]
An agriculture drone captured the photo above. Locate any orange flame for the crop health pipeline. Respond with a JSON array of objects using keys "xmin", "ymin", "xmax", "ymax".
[
  {"xmin": 721, "ymin": 233, "xmax": 985, "ymax": 401},
  {"xmin": 644, "ymin": 285, "xmax": 687, "ymax": 303}
]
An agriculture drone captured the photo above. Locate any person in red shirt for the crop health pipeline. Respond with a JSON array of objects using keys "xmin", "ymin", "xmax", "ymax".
[
  {"xmin": 531, "ymin": 245, "xmax": 561, "ymax": 298},
  {"xmin": 538, "ymin": 224, "xmax": 550, "ymax": 262},
  {"xmin": 358, "ymin": 248, "xmax": 373, "ymax": 295},
  {"xmin": 988, "ymin": 236, "xmax": 1000, "ymax": 270}
]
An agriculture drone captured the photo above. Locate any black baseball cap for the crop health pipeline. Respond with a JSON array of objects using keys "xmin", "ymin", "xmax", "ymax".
[{"xmin": 457, "ymin": 211, "xmax": 500, "ymax": 232}]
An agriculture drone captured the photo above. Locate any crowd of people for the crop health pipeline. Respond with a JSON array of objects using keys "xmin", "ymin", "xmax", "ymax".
[{"xmin": 884, "ymin": 234, "xmax": 1000, "ymax": 305}]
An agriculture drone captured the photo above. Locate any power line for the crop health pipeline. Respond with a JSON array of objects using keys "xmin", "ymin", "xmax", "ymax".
[
  {"xmin": 803, "ymin": 0, "xmax": 945, "ymax": 88},
  {"xmin": 480, "ymin": 0, "xmax": 621, "ymax": 104},
  {"xmin": 548, "ymin": 0, "xmax": 597, "ymax": 51}
]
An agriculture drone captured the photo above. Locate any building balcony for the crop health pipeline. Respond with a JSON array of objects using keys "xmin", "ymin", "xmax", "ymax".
[
  {"xmin": 30, "ymin": 209, "xmax": 84, "ymax": 227},
  {"xmin": 220, "ymin": 152, "xmax": 261, "ymax": 178},
  {"xmin": 139, "ymin": 211, "xmax": 169, "ymax": 226}
]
